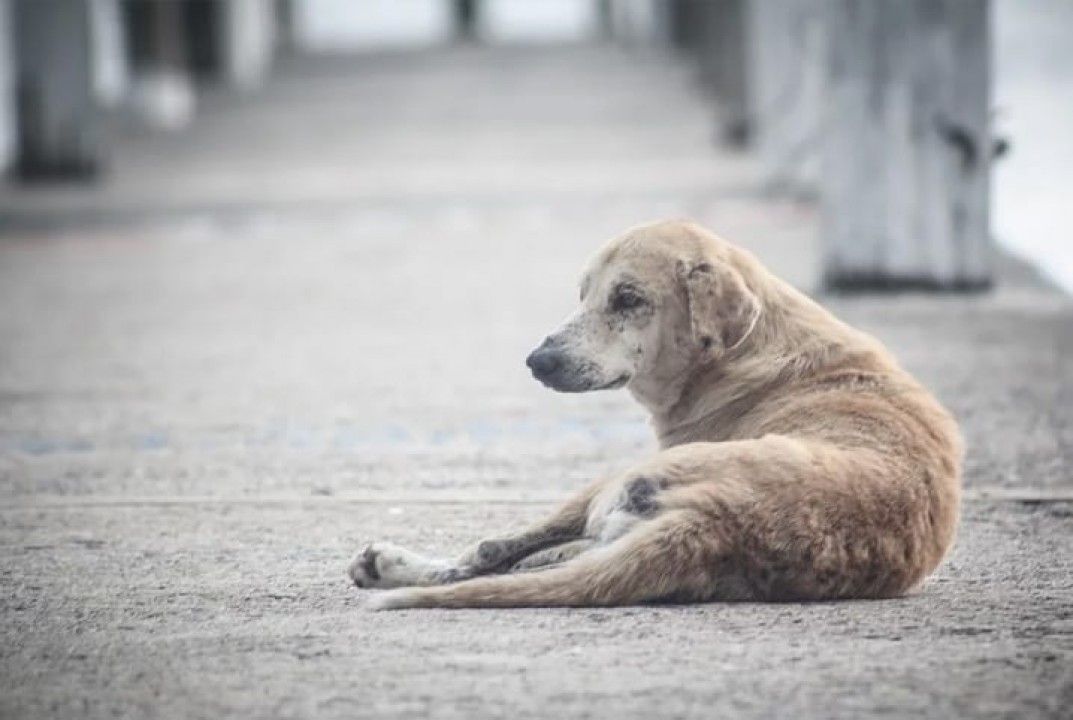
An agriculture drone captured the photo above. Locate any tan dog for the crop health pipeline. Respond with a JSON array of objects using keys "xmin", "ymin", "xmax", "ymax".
[{"xmin": 348, "ymin": 220, "xmax": 962, "ymax": 610}]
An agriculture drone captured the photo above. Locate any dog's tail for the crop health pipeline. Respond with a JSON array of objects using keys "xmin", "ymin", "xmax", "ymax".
[{"xmin": 367, "ymin": 511, "xmax": 716, "ymax": 610}]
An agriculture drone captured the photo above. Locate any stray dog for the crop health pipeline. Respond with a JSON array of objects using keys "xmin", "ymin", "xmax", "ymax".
[{"xmin": 348, "ymin": 220, "xmax": 962, "ymax": 610}]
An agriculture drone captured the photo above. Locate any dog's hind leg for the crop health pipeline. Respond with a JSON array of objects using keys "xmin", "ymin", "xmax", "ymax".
[{"xmin": 367, "ymin": 510, "xmax": 728, "ymax": 609}]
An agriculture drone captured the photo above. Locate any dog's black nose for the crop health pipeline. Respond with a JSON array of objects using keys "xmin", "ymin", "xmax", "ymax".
[{"xmin": 526, "ymin": 347, "xmax": 562, "ymax": 381}]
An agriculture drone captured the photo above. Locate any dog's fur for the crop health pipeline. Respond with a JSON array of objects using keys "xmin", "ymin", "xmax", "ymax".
[{"xmin": 348, "ymin": 220, "xmax": 962, "ymax": 610}]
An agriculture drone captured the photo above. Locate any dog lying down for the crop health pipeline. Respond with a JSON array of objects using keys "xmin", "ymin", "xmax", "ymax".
[{"xmin": 348, "ymin": 220, "xmax": 962, "ymax": 610}]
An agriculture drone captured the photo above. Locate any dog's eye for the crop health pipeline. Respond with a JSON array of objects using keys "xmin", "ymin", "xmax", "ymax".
[{"xmin": 610, "ymin": 287, "xmax": 646, "ymax": 313}]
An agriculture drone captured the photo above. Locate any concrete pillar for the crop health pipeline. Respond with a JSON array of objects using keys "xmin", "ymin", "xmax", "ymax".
[
  {"xmin": 823, "ymin": 0, "xmax": 993, "ymax": 291},
  {"xmin": 221, "ymin": 0, "xmax": 276, "ymax": 91},
  {"xmin": 0, "ymin": 0, "xmax": 14, "ymax": 173},
  {"xmin": 126, "ymin": 0, "xmax": 196, "ymax": 131},
  {"xmin": 181, "ymin": 0, "xmax": 274, "ymax": 89},
  {"xmin": 275, "ymin": 0, "xmax": 297, "ymax": 51},
  {"xmin": 747, "ymin": 0, "xmax": 825, "ymax": 194},
  {"xmin": 90, "ymin": 0, "xmax": 129, "ymax": 108},
  {"xmin": 453, "ymin": 0, "xmax": 479, "ymax": 42},
  {"xmin": 12, "ymin": 0, "xmax": 101, "ymax": 180},
  {"xmin": 695, "ymin": 0, "xmax": 752, "ymax": 146},
  {"xmin": 606, "ymin": 0, "xmax": 669, "ymax": 46},
  {"xmin": 668, "ymin": 0, "xmax": 702, "ymax": 49}
]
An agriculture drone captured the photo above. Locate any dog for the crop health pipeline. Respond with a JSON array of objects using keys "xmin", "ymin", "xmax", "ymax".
[{"xmin": 348, "ymin": 220, "xmax": 962, "ymax": 610}]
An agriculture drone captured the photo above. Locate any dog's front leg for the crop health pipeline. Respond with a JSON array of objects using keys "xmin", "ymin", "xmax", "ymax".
[
  {"xmin": 348, "ymin": 478, "xmax": 606, "ymax": 589},
  {"xmin": 509, "ymin": 538, "xmax": 599, "ymax": 572}
]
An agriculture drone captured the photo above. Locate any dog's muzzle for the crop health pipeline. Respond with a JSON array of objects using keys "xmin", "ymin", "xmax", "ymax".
[
  {"xmin": 526, "ymin": 339, "xmax": 568, "ymax": 387},
  {"xmin": 526, "ymin": 337, "xmax": 624, "ymax": 392}
]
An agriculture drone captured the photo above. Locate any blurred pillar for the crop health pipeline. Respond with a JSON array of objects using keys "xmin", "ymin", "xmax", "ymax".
[
  {"xmin": 90, "ymin": 0, "xmax": 129, "ymax": 108},
  {"xmin": 747, "ymin": 0, "xmax": 824, "ymax": 194},
  {"xmin": 453, "ymin": 0, "xmax": 479, "ymax": 42},
  {"xmin": 220, "ymin": 0, "xmax": 276, "ymax": 90},
  {"xmin": 125, "ymin": 0, "xmax": 196, "ymax": 130},
  {"xmin": 184, "ymin": 0, "xmax": 224, "ymax": 80},
  {"xmin": 147, "ymin": 0, "xmax": 189, "ymax": 73},
  {"xmin": 12, "ymin": 0, "xmax": 102, "ymax": 180},
  {"xmin": 823, "ymin": 0, "xmax": 993, "ymax": 291},
  {"xmin": 275, "ymin": 0, "xmax": 297, "ymax": 51},
  {"xmin": 0, "ymin": 0, "xmax": 13, "ymax": 174},
  {"xmin": 183, "ymin": 0, "xmax": 275, "ymax": 89},
  {"xmin": 596, "ymin": 0, "xmax": 613, "ymax": 40},
  {"xmin": 606, "ymin": 0, "xmax": 671, "ymax": 47},
  {"xmin": 695, "ymin": 0, "xmax": 751, "ymax": 147},
  {"xmin": 669, "ymin": 0, "xmax": 701, "ymax": 50}
]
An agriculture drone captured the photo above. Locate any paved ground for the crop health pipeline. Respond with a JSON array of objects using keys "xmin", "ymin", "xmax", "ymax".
[{"xmin": 1, "ymin": 39, "xmax": 1071, "ymax": 720}]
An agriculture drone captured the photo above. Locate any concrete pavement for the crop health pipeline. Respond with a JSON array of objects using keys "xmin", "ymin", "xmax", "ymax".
[{"xmin": 1, "ymin": 43, "xmax": 1071, "ymax": 719}]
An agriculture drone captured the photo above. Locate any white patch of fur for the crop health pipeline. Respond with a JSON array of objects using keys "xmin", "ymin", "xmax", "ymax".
[
  {"xmin": 585, "ymin": 480, "xmax": 642, "ymax": 542},
  {"xmin": 596, "ymin": 510, "xmax": 642, "ymax": 543}
]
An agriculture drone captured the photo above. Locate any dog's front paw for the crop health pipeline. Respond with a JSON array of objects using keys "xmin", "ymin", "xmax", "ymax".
[
  {"xmin": 347, "ymin": 542, "xmax": 403, "ymax": 589},
  {"xmin": 347, "ymin": 541, "xmax": 439, "ymax": 589}
]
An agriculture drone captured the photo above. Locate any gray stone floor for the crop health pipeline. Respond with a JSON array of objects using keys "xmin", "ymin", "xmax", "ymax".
[{"xmin": 1, "ymin": 43, "xmax": 1071, "ymax": 720}]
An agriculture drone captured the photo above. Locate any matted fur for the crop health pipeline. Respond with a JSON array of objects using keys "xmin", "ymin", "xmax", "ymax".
[{"xmin": 347, "ymin": 220, "xmax": 962, "ymax": 609}]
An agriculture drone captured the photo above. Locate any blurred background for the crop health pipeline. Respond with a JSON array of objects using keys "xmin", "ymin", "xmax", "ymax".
[
  {"xmin": 1, "ymin": 1, "xmax": 1071, "ymax": 289},
  {"xmin": 1, "ymin": 0, "xmax": 1069, "ymax": 482},
  {"xmin": 1, "ymin": 2, "xmax": 1071, "ymax": 719}
]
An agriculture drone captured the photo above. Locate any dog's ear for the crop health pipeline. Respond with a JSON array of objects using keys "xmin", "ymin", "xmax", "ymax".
[{"xmin": 679, "ymin": 260, "xmax": 760, "ymax": 357}]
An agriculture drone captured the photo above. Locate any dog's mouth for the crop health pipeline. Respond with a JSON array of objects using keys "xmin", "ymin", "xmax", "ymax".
[
  {"xmin": 533, "ymin": 369, "xmax": 629, "ymax": 394},
  {"xmin": 595, "ymin": 374, "xmax": 630, "ymax": 391}
]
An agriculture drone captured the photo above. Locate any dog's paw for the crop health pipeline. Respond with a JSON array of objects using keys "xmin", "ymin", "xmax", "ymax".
[
  {"xmin": 347, "ymin": 543, "xmax": 381, "ymax": 588},
  {"xmin": 347, "ymin": 542, "xmax": 412, "ymax": 589}
]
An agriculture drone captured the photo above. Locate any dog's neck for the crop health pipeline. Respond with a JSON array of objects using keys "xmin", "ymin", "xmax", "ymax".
[{"xmin": 637, "ymin": 270, "xmax": 889, "ymax": 447}]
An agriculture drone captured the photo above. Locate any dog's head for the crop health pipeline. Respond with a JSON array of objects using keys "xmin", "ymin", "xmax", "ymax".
[{"xmin": 525, "ymin": 220, "xmax": 761, "ymax": 397}]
